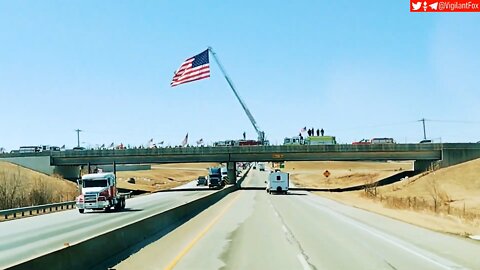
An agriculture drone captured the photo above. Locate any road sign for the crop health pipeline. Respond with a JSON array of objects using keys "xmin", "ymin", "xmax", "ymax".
[{"xmin": 323, "ymin": 170, "xmax": 330, "ymax": 178}]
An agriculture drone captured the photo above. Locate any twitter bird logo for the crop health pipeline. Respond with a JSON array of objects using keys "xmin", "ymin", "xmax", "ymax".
[{"xmin": 412, "ymin": 1, "xmax": 422, "ymax": 10}]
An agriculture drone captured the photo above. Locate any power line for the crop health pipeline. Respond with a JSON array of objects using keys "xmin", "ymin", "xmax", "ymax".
[{"xmin": 428, "ymin": 119, "xmax": 480, "ymax": 124}]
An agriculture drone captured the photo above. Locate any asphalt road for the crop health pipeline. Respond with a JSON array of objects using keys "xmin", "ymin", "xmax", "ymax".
[
  {"xmin": 0, "ymin": 183, "xmax": 216, "ymax": 269},
  {"xmin": 115, "ymin": 168, "xmax": 480, "ymax": 270}
]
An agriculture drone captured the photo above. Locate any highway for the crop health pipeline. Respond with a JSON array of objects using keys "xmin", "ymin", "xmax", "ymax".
[
  {"xmin": 115, "ymin": 169, "xmax": 480, "ymax": 270},
  {"xmin": 0, "ymin": 184, "xmax": 216, "ymax": 269}
]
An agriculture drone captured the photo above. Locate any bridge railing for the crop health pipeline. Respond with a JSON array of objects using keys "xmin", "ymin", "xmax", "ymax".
[
  {"xmin": 0, "ymin": 201, "xmax": 76, "ymax": 220},
  {"xmin": 50, "ymin": 143, "xmax": 447, "ymax": 158}
]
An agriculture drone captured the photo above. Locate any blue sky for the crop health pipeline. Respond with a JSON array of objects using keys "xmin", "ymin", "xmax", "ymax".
[{"xmin": 1, "ymin": 1, "xmax": 479, "ymax": 150}]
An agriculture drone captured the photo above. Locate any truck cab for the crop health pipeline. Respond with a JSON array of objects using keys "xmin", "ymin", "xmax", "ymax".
[
  {"xmin": 208, "ymin": 167, "xmax": 225, "ymax": 188},
  {"xmin": 266, "ymin": 171, "xmax": 289, "ymax": 194},
  {"xmin": 75, "ymin": 172, "xmax": 126, "ymax": 213}
]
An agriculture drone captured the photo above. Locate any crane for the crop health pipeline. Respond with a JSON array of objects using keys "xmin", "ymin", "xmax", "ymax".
[{"xmin": 208, "ymin": 47, "xmax": 267, "ymax": 144}]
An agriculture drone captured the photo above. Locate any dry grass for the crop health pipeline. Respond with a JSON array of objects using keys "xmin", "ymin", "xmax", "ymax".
[
  {"xmin": 0, "ymin": 161, "xmax": 78, "ymax": 210},
  {"xmin": 363, "ymin": 159, "xmax": 480, "ymax": 226},
  {"xmin": 116, "ymin": 163, "xmax": 219, "ymax": 192},
  {"xmin": 283, "ymin": 161, "xmax": 411, "ymax": 188},
  {"xmin": 295, "ymin": 159, "xmax": 480, "ymax": 236}
]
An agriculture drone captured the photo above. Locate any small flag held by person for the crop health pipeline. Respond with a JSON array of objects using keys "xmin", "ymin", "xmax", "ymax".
[
  {"xmin": 171, "ymin": 49, "xmax": 210, "ymax": 87},
  {"xmin": 300, "ymin": 127, "xmax": 307, "ymax": 133},
  {"xmin": 196, "ymin": 138, "xmax": 204, "ymax": 145},
  {"xmin": 147, "ymin": 138, "xmax": 154, "ymax": 148},
  {"xmin": 181, "ymin": 133, "xmax": 189, "ymax": 147}
]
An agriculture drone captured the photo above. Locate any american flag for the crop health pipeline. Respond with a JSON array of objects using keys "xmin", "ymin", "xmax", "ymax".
[
  {"xmin": 300, "ymin": 127, "xmax": 307, "ymax": 133},
  {"xmin": 181, "ymin": 133, "xmax": 189, "ymax": 147},
  {"xmin": 196, "ymin": 138, "xmax": 204, "ymax": 145},
  {"xmin": 171, "ymin": 49, "xmax": 210, "ymax": 87}
]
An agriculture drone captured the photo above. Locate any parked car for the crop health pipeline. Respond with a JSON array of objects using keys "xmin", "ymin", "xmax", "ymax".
[{"xmin": 197, "ymin": 176, "xmax": 208, "ymax": 186}]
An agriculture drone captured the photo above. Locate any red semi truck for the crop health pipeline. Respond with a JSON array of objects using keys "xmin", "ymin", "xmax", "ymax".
[{"xmin": 75, "ymin": 172, "xmax": 127, "ymax": 213}]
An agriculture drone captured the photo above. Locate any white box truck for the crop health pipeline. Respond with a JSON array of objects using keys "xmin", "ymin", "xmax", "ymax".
[{"xmin": 266, "ymin": 171, "xmax": 289, "ymax": 194}]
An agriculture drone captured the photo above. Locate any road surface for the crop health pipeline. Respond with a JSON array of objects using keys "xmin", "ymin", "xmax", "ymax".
[
  {"xmin": 115, "ymin": 168, "xmax": 480, "ymax": 270},
  {"xmin": 0, "ymin": 182, "xmax": 215, "ymax": 269}
]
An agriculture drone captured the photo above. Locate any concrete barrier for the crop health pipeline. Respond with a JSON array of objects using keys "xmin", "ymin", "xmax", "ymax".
[{"xmin": 7, "ymin": 186, "xmax": 237, "ymax": 270}]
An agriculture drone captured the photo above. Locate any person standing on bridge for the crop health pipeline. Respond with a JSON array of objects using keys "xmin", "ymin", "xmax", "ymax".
[
  {"xmin": 316, "ymin": 129, "xmax": 320, "ymax": 136},
  {"xmin": 321, "ymin": 128, "xmax": 324, "ymax": 136},
  {"xmin": 243, "ymin": 131, "xmax": 246, "ymax": 140}
]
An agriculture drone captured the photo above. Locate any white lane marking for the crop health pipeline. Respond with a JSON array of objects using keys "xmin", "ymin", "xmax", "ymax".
[
  {"xmin": 300, "ymin": 196, "xmax": 465, "ymax": 270},
  {"xmin": 282, "ymin": 225, "xmax": 288, "ymax": 233},
  {"xmin": 297, "ymin": 254, "xmax": 312, "ymax": 270}
]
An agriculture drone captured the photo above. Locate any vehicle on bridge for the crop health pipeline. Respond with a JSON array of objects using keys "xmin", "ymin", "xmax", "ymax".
[
  {"xmin": 283, "ymin": 135, "xmax": 337, "ymax": 145},
  {"xmin": 352, "ymin": 139, "xmax": 371, "ymax": 145},
  {"xmin": 18, "ymin": 146, "xmax": 42, "ymax": 153},
  {"xmin": 208, "ymin": 167, "xmax": 225, "ymax": 188},
  {"xmin": 266, "ymin": 170, "xmax": 289, "ymax": 194},
  {"xmin": 283, "ymin": 136, "xmax": 306, "ymax": 145},
  {"xmin": 213, "ymin": 139, "xmax": 268, "ymax": 147},
  {"xmin": 371, "ymin": 138, "xmax": 395, "ymax": 144},
  {"xmin": 18, "ymin": 145, "xmax": 61, "ymax": 153},
  {"xmin": 75, "ymin": 172, "xmax": 127, "ymax": 213},
  {"xmin": 306, "ymin": 136, "xmax": 337, "ymax": 145}
]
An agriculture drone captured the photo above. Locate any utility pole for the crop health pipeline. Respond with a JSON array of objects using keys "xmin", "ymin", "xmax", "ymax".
[
  {"xmin": 418, "ymin": 118, "xmax": 427, "ymax": 140},
  {"xmin": 75, "ymin": 129, "xmax": 82, "ymax": 147}
]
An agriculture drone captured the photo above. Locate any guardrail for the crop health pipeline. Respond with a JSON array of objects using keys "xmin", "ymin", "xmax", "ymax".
[{"xmin": 0, "ymin": 201, "xmax": 76, "ymax": 220}]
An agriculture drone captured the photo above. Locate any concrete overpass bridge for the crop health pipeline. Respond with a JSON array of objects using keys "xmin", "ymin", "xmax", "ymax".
[{"xmin": 1, "ymin": 143, "xmax": 480, "ymax": 181}]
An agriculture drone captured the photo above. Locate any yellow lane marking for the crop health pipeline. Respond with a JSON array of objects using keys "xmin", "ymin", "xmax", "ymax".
[{"xmin": 164, "ymin": 192, "xmax": 242, "ymax": 270}]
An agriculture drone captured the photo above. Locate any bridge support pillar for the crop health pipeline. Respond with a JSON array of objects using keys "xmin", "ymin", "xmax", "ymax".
[
  {"xmin": 227, "ymin": 162, "xmax": 236, "ymax": 185},
  {"xmin": 413, "ymin": 160, "xmax": 437, "ymax": 172}
]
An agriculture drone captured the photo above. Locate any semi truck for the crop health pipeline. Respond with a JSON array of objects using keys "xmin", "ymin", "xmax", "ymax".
[
  {"xmin": 266, "ymin": 170, "xmax": 289, "ymax": 194},
  {"xmin": 208, "ymin": 167, "xmax": 225, "ymax": 188},
  {"xmin": 75, "ymin": 172, "xmax": 127, "ymax": 213}
]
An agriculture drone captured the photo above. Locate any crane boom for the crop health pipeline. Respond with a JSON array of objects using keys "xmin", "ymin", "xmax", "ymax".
[{"xmin": 208, "ymin": 47, "xmax": 266, "ymax": 143}]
